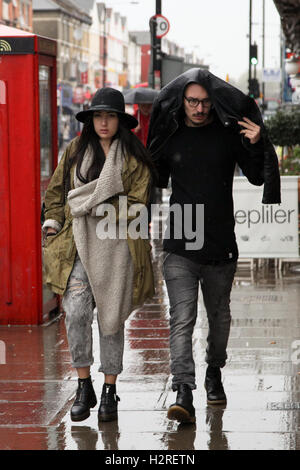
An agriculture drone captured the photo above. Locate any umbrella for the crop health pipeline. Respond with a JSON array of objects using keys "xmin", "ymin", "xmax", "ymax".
[{"xmin": 123, "ymin": 87, "xmax": 159, "ymax": 104}]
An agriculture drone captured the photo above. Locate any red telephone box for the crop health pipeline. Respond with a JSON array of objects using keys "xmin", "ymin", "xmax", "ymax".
[{"xmin": 0, "ymin": 25, "xmax": 58, "ymax": 325}]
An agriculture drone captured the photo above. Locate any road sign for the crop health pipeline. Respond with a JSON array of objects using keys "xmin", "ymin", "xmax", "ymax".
[{"xmin": 153, "ymin": 14, "xmax": 170, "ymax": 38}]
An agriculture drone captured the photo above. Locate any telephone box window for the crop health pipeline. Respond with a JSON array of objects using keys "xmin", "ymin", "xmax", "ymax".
[{"xmin": 39, "ymin": 65, "xmax": 53, "ymax": 193}]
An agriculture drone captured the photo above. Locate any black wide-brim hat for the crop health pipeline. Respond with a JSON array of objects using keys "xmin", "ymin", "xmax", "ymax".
[{"xmin": 76, "ymin": 87, "xmax": 138, "ymax": 129}]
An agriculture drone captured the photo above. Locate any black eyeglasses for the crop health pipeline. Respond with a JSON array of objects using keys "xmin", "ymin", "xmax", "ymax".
[{"xmin": 184, "ymin": 96, "xmax": 212, "ymax": 108}]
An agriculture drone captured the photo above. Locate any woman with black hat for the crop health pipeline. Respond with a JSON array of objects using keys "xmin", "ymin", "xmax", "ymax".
[{"xmin": 42, "ymin": 88, "xmax": 155, "ymax": 422}]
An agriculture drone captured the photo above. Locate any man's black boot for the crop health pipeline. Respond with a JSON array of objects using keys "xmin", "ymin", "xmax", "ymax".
[
  {"xmin": 167, "ymin": 384, "xmax": 196, "ymax": 424},
  {"xmin": 71, "ymin": 376, "xmax": 97, "ymax": 422},
  {"xmin": 98, "ymin": 383, "xmax": 120, "ymax": 422},
  {"xmin": 205, "ymin": 366, "xmax": 227, "ymax": 405}
]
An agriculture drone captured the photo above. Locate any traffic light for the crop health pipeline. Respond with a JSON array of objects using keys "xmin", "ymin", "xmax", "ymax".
[
  {"xmin": 250, "ymin": 44, "xmax": 258, "ymax": 66},
  {"xmin": 248, "ymin": 78, "xmax": 260, "ymax": 98}
]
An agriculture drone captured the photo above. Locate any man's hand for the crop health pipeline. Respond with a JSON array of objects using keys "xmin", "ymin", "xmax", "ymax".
[{"xmin": 238, "ymin": 117, "xmax": 261, "ymax": 144}]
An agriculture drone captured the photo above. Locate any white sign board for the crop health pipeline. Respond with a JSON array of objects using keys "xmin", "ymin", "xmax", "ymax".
[
  {"xmin": 233, "ymin": 176, "xmax": 299, "ymax": 258},
  {"xmin": 262, "ymin": 68, "xmax": 281, "ymax": 83},
  {"xmin": 292, "ymin": 88, "xmax": 300, "ymax": 104}
]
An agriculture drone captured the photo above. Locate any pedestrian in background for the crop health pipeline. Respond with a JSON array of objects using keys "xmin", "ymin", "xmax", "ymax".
[
  {"xmin": 124, "ymin": 87, "xmax": 158, "ymax": 148},
  {"xmin": 148, "ymin": 68, "xmax": 280, "ymax": 424},
  {"xmin": 43, "ymin": 87, "xmax": 155, "ymax": 423},
  {"xmin": 133, "ymin": 102, "xmax": 153, "ymax": 147},
  {"xmin": 133, "ymin": 101, "xmax": 159, "ymax": 228}
]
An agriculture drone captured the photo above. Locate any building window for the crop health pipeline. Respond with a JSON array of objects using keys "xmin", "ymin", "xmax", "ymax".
[
  {"xmin": 18, "ymin": 1, "xmax": 30, "ymax": 28},
  {"xmin": 63, "ymin": 61, "xmax": 70, "ymax": 81},
  {"xmin": 2, "ymin": 1, "xmax": 11, "ymax": 21}
]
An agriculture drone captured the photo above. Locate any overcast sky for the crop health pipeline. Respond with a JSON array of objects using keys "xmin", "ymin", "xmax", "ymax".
[{"xmin": 106, "ymin": 0, "xmax": 282, "ymax": 81}]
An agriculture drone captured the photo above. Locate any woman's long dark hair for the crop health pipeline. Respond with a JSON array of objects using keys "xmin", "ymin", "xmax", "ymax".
[{"xmin": 64, "ymin": 113, "xmax": 156, "ymax": 194}]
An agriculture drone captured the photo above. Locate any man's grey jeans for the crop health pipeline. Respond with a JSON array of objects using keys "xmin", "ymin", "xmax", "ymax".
[
  {"xmin": 62, "ymin": 255, "xmax": 124, "ymax": 375},
  {"xmin": 163, "ymin": 252, "xmax": 237, "ymax": 391}
]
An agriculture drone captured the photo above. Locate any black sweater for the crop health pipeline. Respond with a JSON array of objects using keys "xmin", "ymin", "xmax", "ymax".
[{"xmin": 155, "ymin": 119, "xmax": 264, "ymax": 265}]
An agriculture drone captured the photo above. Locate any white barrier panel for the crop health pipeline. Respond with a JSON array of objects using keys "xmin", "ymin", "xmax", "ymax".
[{"xmin": 233, "ymin": 176, "xmax": 299, "ymax": 258}]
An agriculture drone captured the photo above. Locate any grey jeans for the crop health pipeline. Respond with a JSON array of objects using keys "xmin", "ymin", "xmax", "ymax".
[
  {"xmin": 163, "ymin": 252, "xmax": 236, "ymax": 390},
  {"xmin": 62, "ymin": 256, "xmax": 124, "ymax": 375}
]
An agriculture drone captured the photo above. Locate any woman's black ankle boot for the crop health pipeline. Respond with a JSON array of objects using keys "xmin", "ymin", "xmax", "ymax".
[
  {"xmin": 71, "ymin": 376, "xmax": 97, "ymax": 422},
  {"xmin": 98, "ymin": 383, "xmax": 120, "ymax": 422}
]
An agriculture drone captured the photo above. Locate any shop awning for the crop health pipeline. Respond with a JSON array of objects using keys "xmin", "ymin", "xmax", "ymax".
[{"xmin": 273, "ymin": 0, "xmax": 300, "ymax": 54}]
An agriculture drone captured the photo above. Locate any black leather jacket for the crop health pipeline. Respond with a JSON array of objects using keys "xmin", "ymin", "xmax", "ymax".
[{"xmin": 147, "ymin": 68, "xmax": 281, "ymax": 204}]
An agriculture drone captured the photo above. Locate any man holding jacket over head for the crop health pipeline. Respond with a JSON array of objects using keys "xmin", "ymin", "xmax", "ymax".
[{"xmin": 147, "ymin": 68, "xmax": 280, "ymax": 424}]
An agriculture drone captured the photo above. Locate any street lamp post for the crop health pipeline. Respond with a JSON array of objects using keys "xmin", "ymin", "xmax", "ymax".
[
  {"xmin": 103, "ymin": 7, "xmax": 107, "ymax": 87},
  {"xmin": 156, "ymin": 0, "xmax": 162, "ymax": 84},
  {"xmin": 248, "ymin": 0, "xmax": 252, "ymax": 92},
  {"xmin": 262, "ymin": 0, "xmax": 265, "ymax": 108},
  {"xmin": 149, "ymin": 0, "xmax": 162, "ymax": 89}
]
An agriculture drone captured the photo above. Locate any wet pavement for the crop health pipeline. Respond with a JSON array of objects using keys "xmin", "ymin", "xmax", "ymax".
[{"xmin": 1, "ymin": 214, "xmax": 300, "ymax": 450}]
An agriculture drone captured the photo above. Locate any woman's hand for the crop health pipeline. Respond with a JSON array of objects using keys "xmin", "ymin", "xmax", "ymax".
[
  {"xmin": 238, "ymin": 117, "xmax": 261, "ymax": 144},
  {"xmin": 43, "ymin": 227, "xmax": 57, "ymax": 247},
  {"xmin": 46, "ymin": 228, "xmax": 57, "ymax": 237}
]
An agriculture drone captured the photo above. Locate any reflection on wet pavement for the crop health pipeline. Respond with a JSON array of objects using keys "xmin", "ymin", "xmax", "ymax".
[{"xmin": 1, "ymin": 221, "xmax": 300, "ymax": 449}]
